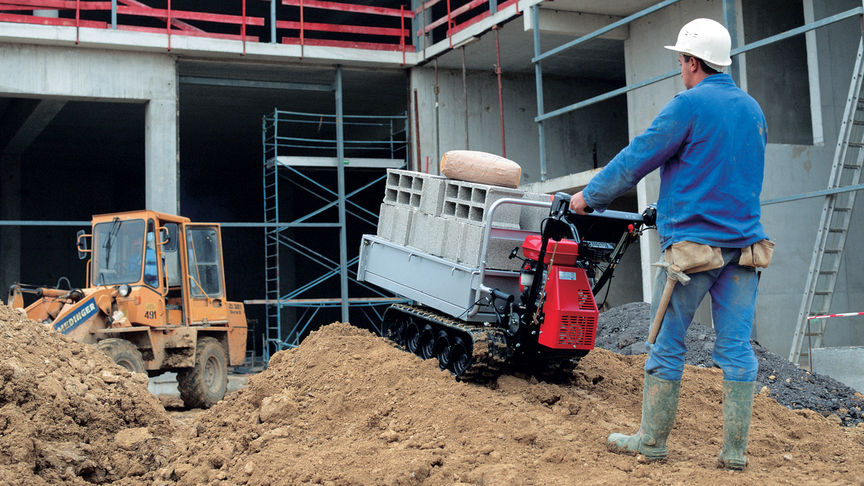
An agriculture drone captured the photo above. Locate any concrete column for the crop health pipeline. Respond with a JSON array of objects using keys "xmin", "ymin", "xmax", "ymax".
[
  {"xmin": 0, "ymin": 154, "xmax": 22, "ymax": 296},
  {"xmin": 145, "ymin": 97, "xmax": 179, "ymax": 214}
]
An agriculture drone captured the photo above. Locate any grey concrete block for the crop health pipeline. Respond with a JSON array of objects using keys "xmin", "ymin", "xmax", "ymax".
[
  {"xmin": 419, "ymin": 177, "xmax": 447, "ymax": 216},
  {"xmin": 377, "ymin": 202, "xmax": 415, "ymax": 245},
  {"xmin": 376, "ymin": 203, "xmax": 393, "ymax": 240},
  {"xmin": 520, "ymin": 191, "xmax": 551, "ymax": 232},
  {"xmin": 459, "ymin": 221, "xmax": 485, "ymax": 267},
  {"xmin": 408, "ymin": 212, "xmax": 448, "ymax": 257},
  {"xmin": 442, "ymin": 180, "xmax": 524, "ymax": 228},
  {"xmin": 455, "ymin": 220, "xmax": 523, "ymax": 270},
  {"xmin": 385, "ymin": 169, "xmax": 446, "ymax": 211},
  {"xmin": 485, "ymin": 239, "xmax": 524, "ymax": 271},
  {"xmin": 443, "ymin": 218, "xmax": 465, "ymax": 262}
]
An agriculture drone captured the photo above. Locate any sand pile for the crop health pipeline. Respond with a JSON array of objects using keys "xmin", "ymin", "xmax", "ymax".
[
  {"xmin": 0, "ymin": 304, "xmax": 178, "ymax": 485},
  {"xmin": 156, "ymin": 322, "xmax": 864, "ymax": 485}
]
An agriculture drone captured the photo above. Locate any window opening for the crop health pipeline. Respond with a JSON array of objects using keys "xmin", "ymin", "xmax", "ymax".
[
  {"xmin": 186, "ymin": 226, "xmax": 223, "ymax": 299},
  {"xmin": 92, "ymin": 218, "xmax": 145, "ymax": 286}
]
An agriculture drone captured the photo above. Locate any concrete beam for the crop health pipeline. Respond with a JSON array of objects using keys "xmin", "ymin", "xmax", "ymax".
[
  {"xmin": 1, "ymin": 99, "xmax": 66, "ymax": 155},
  {"xmin": 520, "ymin": 168, "xmax": 601, "ymax": 194},
  {"xmin": 523, "ymin": 8, "xmax": 628, "ymax": 40}
]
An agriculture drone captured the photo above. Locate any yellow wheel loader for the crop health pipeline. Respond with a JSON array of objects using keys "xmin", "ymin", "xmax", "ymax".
[{"xmin": 7, "ymin": 210, "xmax": 248, "ymax": 408}]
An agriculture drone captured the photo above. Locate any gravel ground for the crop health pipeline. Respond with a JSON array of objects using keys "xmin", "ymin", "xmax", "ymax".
[{"xmin": 596, "ymin": 302, "xmax": 864, "ymax": 427}]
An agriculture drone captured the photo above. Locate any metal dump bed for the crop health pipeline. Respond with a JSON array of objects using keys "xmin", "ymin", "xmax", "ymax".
[{"xmin": 357, "ymin": 198, "xmax": 548, "ymax": 322}]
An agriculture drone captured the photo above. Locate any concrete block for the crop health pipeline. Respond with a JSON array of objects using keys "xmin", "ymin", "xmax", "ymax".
[
  {"xmin": 485, "ymin": 239, "xmax": 524, "ymax": 271},
  {"xmin": 443, "ymin": 218, "xmax": 465, "ymax": 262},
  {"xmin": 385, "ymin": 169, "xmax": 446, "ymax": 212},
  {"xmin": 442, "ymin": 180, "xmax": 524, "ymax": 228},
  {"xmin": 377, "ymin": 202, "xmax": 415, "ymax": 246},
  {"xmin": 520, "ymin": 191, "xmax": 551, "ymax": 232},
  {"xmin": 408, "ymin": 212, "xmax": 448, "ymax": 257},
  {"xmin": 419, "ymin": 177, "xmax": 447, "ymax": 216},
  {"xmin": 811, "ymin": 346, "xmax": 864, "ymax": 393},
  {"xmin": 456, "ymin": 220, "xmax": 522, "ymax": 270},
  {"xmin": 459, "ymin": 221, "xmax": 485, "ymax": 267},
  {"xmin": 376, "ymin": 203, "xmax": 393, "ymax": 240}
]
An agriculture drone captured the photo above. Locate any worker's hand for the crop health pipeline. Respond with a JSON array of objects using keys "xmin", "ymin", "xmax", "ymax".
[{"xmin": 569, "ymin": 191, "xmax": 591, "ymax": 215}]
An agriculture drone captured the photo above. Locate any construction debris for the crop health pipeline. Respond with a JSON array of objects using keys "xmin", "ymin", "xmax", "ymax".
[{"xmin": 2, "ymin": 304, "xmax": 863, "ymax": 485}]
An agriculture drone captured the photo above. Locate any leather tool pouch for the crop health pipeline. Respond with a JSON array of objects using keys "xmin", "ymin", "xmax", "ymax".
[
  {"xmin": 666, "ymin": 241, "xmax": 724, "ymax": 274},
  {"xmin": 739, "ymin": 239, "xmax": 775, "ymax": 269}
]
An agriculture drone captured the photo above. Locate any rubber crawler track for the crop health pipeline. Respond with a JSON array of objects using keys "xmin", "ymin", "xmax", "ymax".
[{"xmin": 384, "ymin": 304, "xmax": 512, "ymax": 382}]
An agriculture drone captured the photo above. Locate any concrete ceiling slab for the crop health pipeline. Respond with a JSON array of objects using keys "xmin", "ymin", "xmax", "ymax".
[
  {"xmin": 542, "ymin": 0, "xmax": 661, "ymax": 16},
  {"xmin": 430, "ymin": 17, "xmax": 624, "ymax": 82}
]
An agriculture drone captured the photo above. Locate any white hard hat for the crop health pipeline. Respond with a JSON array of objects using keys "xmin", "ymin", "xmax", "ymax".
[{"xmin": 664, "ymin": 18, "xmax": 732, "ymax": 70}]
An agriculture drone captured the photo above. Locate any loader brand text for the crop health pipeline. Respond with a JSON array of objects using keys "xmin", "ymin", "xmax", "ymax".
[{"xmin": 53, "ymin": 298, "xmax": 98, "ymax": 335}]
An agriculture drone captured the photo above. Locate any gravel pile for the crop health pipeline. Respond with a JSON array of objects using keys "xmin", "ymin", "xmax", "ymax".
[{"xmin": 596, "ymin": 302, "xmax": 864, "ymax": 426}]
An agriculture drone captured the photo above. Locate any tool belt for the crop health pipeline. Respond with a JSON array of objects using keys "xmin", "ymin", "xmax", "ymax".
[
  {"xmin": 665, "ymin": 239, "xmax": 774, "ymax": 273},
  {"xmin": 738, "ymin": 239, "xmax": 775, "ymax": 269}
]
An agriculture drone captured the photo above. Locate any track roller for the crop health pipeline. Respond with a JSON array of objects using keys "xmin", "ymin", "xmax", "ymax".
[
  {"xmin": 404, "ymin": 321, "xmax": 420, "ymax": 354},
  {"xmin": 433, "ymin": 331, "xmax": 451, "ymax": 370},
  {"xmin": 448, "ymin": 337, "xmax": 471, "ymax": 376},
  {"xmin": 417, "ymin": 325, "xmax": 435, "ymax": 359}
]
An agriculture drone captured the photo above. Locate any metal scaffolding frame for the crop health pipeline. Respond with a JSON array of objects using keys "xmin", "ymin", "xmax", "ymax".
[{"xmin": 260, "ymin": 66, "xmax": 409, "ymax": 362}]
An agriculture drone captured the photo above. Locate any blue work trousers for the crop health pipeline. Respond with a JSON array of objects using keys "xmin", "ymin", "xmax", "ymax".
[{"xmin": 645, "ymin": 248, "xmax": 759, "ymax": 382}]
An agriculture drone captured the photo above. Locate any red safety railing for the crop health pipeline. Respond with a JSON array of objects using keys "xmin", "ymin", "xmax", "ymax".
[
  {"xmin": 415, "ymin": 0, "xmax": 520, "ymax": 48},
  {"xmin": 0, "ymin": 0, "xmax": 525, "ymax": 58},
  {"xmin": 278, "ymin": 0, "xmax": 414, "ymax": 63},
  {"xmin": 0, "ymin": 0, "xmax": 263, "ymax": 48}
]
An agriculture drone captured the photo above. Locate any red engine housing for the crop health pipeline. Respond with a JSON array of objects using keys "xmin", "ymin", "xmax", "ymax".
[
  {"xmin": 537, "ymin": 265, "xmax": 598, "ymax": 350},
  {"xmin": 521, "ymin": 236, "xmax": 598, "ymax": 351}
]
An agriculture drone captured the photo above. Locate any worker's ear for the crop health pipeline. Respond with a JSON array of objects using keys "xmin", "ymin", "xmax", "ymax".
[{"xmin": 687, "ymin": 56, "xmax": 699, "ymax": 73}]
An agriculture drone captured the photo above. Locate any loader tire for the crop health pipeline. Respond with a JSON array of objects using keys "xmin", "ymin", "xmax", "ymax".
[
  {"xmin": 177, "ymin": 337, "xmax": 228, "ymax": 409},
  {"xmin": 96, "ymin": 338, "xmax": 147, "ymax": 376}
]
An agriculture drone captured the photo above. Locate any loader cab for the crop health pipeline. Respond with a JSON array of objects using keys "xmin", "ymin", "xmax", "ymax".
[{"xmin": 88, "ymin": 211, "xmax": 229, "ymax": 328}]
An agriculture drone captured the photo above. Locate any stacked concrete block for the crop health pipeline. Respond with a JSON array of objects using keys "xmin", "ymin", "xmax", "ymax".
[
  {"xmin": 376, "ymin": 168, "xmax": 530, "ymax": 270},
  {"xmin": 441, "ymin": 179, "xmax": 523, "ymax": 229},
  {"xmin": 520, "ymin": 191, "xmax": 552, "ymax": 232},
  {"xmin": 408, "ymin": 211, "xmax": 448, "ymax": 256},
  {"xmin": 376, "ymin": 203, "xmax": 415, "ymax": 246},
  {"xmin": 378, "ymin": 169, "xmax": 447, "ymax": 254}
]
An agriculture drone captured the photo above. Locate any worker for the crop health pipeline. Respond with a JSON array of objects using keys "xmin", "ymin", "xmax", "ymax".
[{"xmin": 569, "ymin": 18, "xmax": 772, "ymax": 470}]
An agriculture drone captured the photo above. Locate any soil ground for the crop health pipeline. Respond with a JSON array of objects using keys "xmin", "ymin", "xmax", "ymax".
[{"xmin": 2, "ymin": 303, "xmax": 864, "ymax": 485}]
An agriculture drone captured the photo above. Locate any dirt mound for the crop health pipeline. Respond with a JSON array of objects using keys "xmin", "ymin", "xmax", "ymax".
[
  {"xmin": 0, "ymin": 304, "xmax": 178, "ymax": 485},
  {"xmin": 156, "ymin": 322, "xmax": 864, "ymax": 485},
  {"xmin": 597, "ymin": 302, "xmax": 864, "ymax": 426}
]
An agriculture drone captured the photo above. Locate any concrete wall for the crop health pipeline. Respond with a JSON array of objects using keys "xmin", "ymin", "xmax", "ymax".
[
  {"xmin": 0, "ymin": 43, "xmax": 178, "ymax": 213},
  {"xmin": 624, "ymin": 0, "xmax": 864, "ymax": 357},
  {"xmin": 0, "ymin": 44, "xmax": 177, "ymax": 292},
  {"xmin": 409, "ymin": 67, "xmax": 628, "ymax": 184}
]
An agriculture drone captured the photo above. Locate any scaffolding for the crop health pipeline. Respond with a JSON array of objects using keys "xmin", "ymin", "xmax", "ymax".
[{"xmin": 260, "ymin": 67, "xmax": 409, "ymax": 362}]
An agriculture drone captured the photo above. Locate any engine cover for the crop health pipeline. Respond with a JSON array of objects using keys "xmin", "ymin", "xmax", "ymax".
[{"xmin": 537, "ymin": 265, "xmax": 598, "ymax": 350}]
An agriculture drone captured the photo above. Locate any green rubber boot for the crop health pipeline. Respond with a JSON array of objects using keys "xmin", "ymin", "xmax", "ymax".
[
  {"xmin": 607, "ymin": 372, "xmax": 681, "ymax": 461},
  {"xmin": 718, "ymin": 380, "xmax": 755, "ymax": 470}
]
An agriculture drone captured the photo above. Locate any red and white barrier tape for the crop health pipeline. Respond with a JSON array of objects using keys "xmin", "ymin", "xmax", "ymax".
[{"xmin": 807, "ymin": 311, "xmax": 864, "ymax": 320}]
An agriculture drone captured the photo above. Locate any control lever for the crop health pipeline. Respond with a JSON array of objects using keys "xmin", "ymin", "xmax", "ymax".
[{"xmin": 488, "ymin": 288, "xmax": 514, "ymax": 315}]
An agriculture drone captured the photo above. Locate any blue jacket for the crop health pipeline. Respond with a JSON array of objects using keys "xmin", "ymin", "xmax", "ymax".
[{"xmin": 583, "ymin": 74, "xmax": 769, "ymax": 250}]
